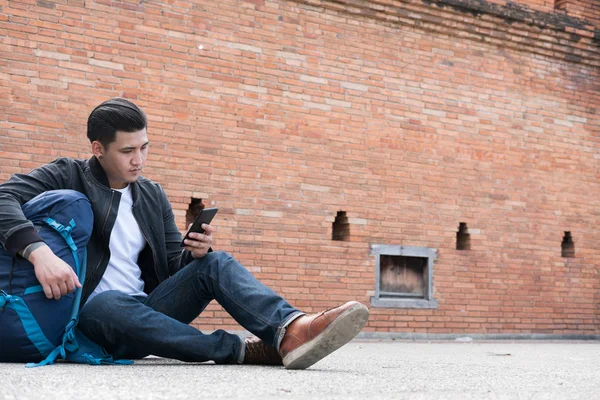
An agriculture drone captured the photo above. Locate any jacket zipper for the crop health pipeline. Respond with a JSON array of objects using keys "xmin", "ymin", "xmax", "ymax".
[
  {"xmin": 90, "ymin": 190, "xmax": 115, "ymax": 281},
  {"xmin": 133, "ymin": 206, "xmax": 161, "ymax": 282}
]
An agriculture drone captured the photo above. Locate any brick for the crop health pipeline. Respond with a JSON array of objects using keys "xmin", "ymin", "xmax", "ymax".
[
  {"xmin": 228, "ymin": 42, "xmax": 263, "ymax": 53},
  {"xmin": 88, "ymin": 58, "xmax": 124, "ymax": 70},
  {"xmin": 275, "ymin": 51, "xmax": 306, "ymax": 61},
  {"xmin": 340, "ymin": 82, "xmax": 368, "ymax": 91},
  {"xmin": 300, "ymin": 75, "xmax": 328, "ymax": 85}
]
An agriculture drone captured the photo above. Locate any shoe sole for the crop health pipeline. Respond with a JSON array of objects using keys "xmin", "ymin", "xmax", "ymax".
[{"xmin": 282, "ymin": 302, "xmax": 369, "ymax": 370}]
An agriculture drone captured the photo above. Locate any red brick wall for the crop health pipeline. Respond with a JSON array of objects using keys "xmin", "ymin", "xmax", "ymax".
[
  {"xmin": 490, "ymin": 0, "xmax": 555, "ymax": 12},
  {"xmin": 1, "ymin": 0, "xmax": 598, "ymax": 336},
  {"xmin": 556, "ymin": 0, "xmax": 600, "ymax": 26}
]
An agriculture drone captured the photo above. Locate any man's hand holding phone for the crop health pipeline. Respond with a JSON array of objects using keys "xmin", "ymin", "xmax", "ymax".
[
  {"xmin": 182, "ymin": 223, "xmax": 213, "ymax": 258},
  {"xmin": 181, "ymin": 207, "xmax": 218, "ymax": 258}
]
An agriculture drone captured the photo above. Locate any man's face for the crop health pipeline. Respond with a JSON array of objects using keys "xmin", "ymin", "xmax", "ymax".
[{"xmin": 96, "ymin": 129, "xmax": 149, "ymax": 189}]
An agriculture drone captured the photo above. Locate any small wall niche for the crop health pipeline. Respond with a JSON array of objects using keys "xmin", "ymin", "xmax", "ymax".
[
  {"xmin": 370, "ymin": 244, "xmax": 438, "ymax": 309},
  {"xmin": 561, "ymin": 231, "xmax": 575, "ymax": 258},
  {"xmin": 186, "ymin": 198, "xmax": 205, "ymax": 227},
  {"xmin": 332, "ymin": 211, "xmax": 350, "ymax": 241},
  {"xmin": 380, "ymin": 255, "xmax": 426, "ymax": 297},
  {"xmin": 456, "ymin": 222, "xmax": 471, "ymax": 251}
]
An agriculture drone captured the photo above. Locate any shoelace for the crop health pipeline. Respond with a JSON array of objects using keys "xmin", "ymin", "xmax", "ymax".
[{"xmin": 247, "ymin": 342, "xmax": 268, "ymax": 357}]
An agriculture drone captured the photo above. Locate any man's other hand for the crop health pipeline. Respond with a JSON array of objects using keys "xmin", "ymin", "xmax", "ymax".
[{"xmin": 28, "ymin": 244, "xmax": 81, "ymax": 300}]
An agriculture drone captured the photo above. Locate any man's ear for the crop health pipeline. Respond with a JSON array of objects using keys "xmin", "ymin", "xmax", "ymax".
[{"xmin": 91, "ymin": 141, "xmax": 104, "ymax": 159}]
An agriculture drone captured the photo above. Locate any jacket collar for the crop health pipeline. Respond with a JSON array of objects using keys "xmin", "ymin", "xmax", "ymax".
[
  {"xmin": 87, "ymin": 156, "xmax": 140, "ymax": 201},
  {"xmin": 88, "ymin": 156, "xmax": 111, "ymax": 188}
]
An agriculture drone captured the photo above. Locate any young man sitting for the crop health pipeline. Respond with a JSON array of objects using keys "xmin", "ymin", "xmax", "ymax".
[{"xmin": 0, "ymin": 98, "xmax": 369, "ymax": 368}]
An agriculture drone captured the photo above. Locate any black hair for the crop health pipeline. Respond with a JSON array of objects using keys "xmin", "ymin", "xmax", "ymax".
[{"xmin": 87, "ymin": 98, "xmax": 147, "ymax": 147}]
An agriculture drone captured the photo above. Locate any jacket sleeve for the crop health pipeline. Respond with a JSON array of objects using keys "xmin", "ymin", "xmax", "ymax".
[
  {"xmin": 0, "ymin": 158, "xmax": 74, "ymax": 255},
  {"xmin": 158, "ymin": 184, "xmax": 196, "ymax": 276}
]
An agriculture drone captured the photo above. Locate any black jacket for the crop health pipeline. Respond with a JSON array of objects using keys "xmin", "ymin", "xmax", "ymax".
[{"xmin": 0, "ymin": 156, "xmax": 194, "ymax": 304}]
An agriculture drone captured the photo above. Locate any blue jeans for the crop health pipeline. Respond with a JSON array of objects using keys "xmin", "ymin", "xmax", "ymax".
[{"xmin": 78, "ymin": 251, "xmax": 303, "ymax": 364}]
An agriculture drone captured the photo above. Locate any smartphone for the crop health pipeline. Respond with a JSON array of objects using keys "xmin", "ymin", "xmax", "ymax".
[{"xmin": 180, "ymin": 207, "xmax": 218, "ymax": 247}]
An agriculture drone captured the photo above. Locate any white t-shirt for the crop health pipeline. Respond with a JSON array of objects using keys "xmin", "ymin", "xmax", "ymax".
[{"xmin": 87, "ymin": 184, "xmax": 147, "ymax": 303}]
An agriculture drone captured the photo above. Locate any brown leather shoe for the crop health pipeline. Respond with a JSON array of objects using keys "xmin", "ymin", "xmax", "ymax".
[
  {"xmin": 242, "ymin": 336, "xmax": 283, "ymax": 365},
  {"xmin": 280, "ymin": 301, "xmax": 369, "ymax": 369}
]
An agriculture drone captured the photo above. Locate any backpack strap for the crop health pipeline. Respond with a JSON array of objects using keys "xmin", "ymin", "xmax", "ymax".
[
  {"xmin": 0, "ymin": 290, "xmax": 56, "ymax": 357},
  {"xmin": 26, "ymin": 218, "xmax": 133, "ymax": 367},
  {"xmin": 45, "ymin": 218, "xmax": 80, "ymax": 274},
  {"xmin": 22, "ymin": 219, "xmax": 79, "ymax": 296},
  {"xmin": 25, "ymin": 218, "xmax": 85, "ymax": 368}
]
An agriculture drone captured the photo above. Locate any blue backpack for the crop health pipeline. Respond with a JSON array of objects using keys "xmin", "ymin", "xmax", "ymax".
[{"xmin": 0, "ymin": 190, "xmax": 131, "ymax": 367}]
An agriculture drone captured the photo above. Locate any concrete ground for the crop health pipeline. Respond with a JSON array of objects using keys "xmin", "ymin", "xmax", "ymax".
[{"xmin": 1, "ymin": 340, "xmax": 599, "ymax": 400}]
